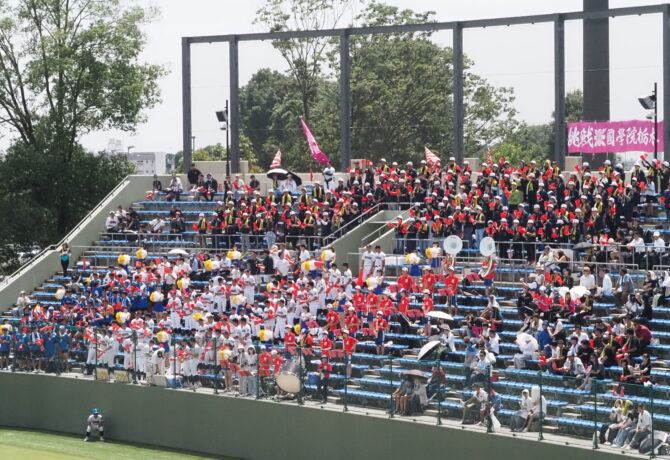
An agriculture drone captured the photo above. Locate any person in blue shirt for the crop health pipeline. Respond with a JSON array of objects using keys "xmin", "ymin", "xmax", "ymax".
[
  {"xmin": 28, "ymin": 328, "xmax": 44, "ymax": 373},
  {"xmin": 57, "ymin": 326, "xmax": 71, "ymax": 372},
  {"xmin": 15, "ymin": 330, "xmax": 30, "ymax": 370},
  {"xmin": 537, "ymin": 321, "xmax": 553, "ymax": 355},
  {"xmin": 0, "ymin": 326, "xmax": 11, "ymax": 369},
  {"xmin": 463, "ymin": 337, "xmax": 478, "ymax": 387},
  {"xmin": 43, "ymin": 330, "xmax": 56, "ymax": 372}
]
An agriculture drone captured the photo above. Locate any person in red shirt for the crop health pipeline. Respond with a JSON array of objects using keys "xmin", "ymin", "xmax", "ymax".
[
  {"xmin": 284, "ymin": 326, "xmax": 297, "ymax": 357},
  {"xmin": 258, "ymin": 349, "xmax": 272, "ymax": 377},
  {"xmin": 480, "ymin": 255, "xmax": 496, "ymax": 297},
  {"xmin": 352, "ymin": 286, "xmax": 366, "ymax": 317},
  {"xmin": 325, "ymin": 305, "xmax": 340, "ymax": 339},
  {"xmin": 397, "ymin": 290, "xmax": 412, "ymax": 334},
  {"xmin": 444, "ymin": 268, "xmax": 460, "ymax": 317},
  {"xmin": 421, "ymin": 290, "xmax": 434, "ymax": 337},
  {"xmin": 319, "ymin": 331, "xmax": 333, "ymax": 358},
  {"xmin": 365, "ymin": 291, "xmax": 379, "ymax": 320},
  {"xmin": 634, "ymin": 320, "xmax": 653, "ymax": 351},
  {"xmin": 421, "ymin": 268, "xmax": 437, "ymax": 293},
  {"xmin": 271, "ymin": 349, "xmax": 283, "ymax": 375},
  {"xmin": 344, "ymin": 307, "xmax": 360, "ymax": 334},
  {"xmin": 316, "ymin": 355, "xmax": 332, "ymax": 403},
  {"xmin": 372, "ymin": 311, "xmax": 388, "ymax": 355},
  {"xmin": 342, "ymin": 330, "xmax": 358, "ymax": 377},
  {"xmin": 378, "ymin": 292, "xmax": 394, "ymax": 318},
  {"xmin": 396, "ymin": 267, "xmax": 413, "ymax": 292}
]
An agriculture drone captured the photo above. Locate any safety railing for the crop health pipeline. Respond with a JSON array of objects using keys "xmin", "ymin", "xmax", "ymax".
[{"xmin": 1, "ymin": 321, "xmax": 668, "ymax": 457}]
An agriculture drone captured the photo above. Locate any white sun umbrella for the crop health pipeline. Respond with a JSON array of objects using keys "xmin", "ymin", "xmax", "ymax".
[
  {"xmin": 426, "ymin": 311, "xmax": 453, "ymax": 321},
  {"xmin": 168, "ymin": 249, "xmax": 189, "ymax": 256},
  {"xmin": 570, "ymin": 285, "xmax": 589, "ymax": 299},
  {"xmin": 557, "ymin": 286, "xmax": 570, "ymax": 298},
  {"xmin": 515, "ymin": 332, "xmax": 538, "ymax": 350}
]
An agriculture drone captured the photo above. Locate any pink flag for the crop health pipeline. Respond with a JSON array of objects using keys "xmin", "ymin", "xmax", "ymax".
[
  {"xmin": 270, "ymin": 150, "xmax": 282, "ymax": 168},
  {"xmin": 486, "ymin": 148, "xmax": 492, "ymax": 166},
  {"xmin": 424, "ymin": 147, "xmax": 440, "ymax": 166},
  {"xmin": 300, "ymin": 118, "xmax": 329, "ymax": 164}
]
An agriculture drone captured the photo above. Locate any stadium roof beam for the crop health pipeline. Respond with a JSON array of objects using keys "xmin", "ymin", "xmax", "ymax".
[{"xmin": 181, "ymin": 3, "xmax": 669, "ymax": 172}]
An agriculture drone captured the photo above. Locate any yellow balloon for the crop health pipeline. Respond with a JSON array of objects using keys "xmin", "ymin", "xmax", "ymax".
[
  {"xmin": 193, "ymin": 313, "xmax": 202, "ymax": 321},
  {"xmin": 266, "ymin": 282, "xmax": 273, "ymax": 292},
  {"xmin": 55, "ymin": 288, "xmax": 65, "ymax": 300},
  {"xmin": 135, "ymin": 249, "xmax": 147, "ymax": 260},
  {"xmin": 294, "ymin": 324, "xmax": 301, "ymax": 335},
  {"xmin": 150, "ymin": 291, "xmax": 163, "ymax": 303},
  {"xmin": 204, "ymin": 259, "xmax": 213, "ymax": 271},
  {"xmin": 405, "ymin": 254, "xmax": 411, "ymax": 264},
  {"xmin": 117, "ymin": 254, "xmax": 130, "ymax": 265}
]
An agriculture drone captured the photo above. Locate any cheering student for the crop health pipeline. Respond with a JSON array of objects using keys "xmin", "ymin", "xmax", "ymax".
[{"xmin": 84, "ymin": 408, "xmax": 105, "ymax": 442}]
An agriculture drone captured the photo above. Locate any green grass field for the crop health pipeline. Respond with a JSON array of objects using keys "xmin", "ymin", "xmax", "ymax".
[{"xmin": 0, "ymin": 428, "xmax": 232, "ymax": 460}]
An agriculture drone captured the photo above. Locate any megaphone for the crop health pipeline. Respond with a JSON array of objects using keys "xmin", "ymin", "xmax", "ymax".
[{"xmin": 443, "ymin": 235, "xmax": 463, "ymax": 255}]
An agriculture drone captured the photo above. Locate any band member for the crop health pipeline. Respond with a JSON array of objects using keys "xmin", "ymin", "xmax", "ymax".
[
  {"xmin": 316, "ymin": 355, "xmax": 332, "ymax": 403},
  {"xmin": 480, "ymin": 255, "xmax": 496, "ymax": 297}
]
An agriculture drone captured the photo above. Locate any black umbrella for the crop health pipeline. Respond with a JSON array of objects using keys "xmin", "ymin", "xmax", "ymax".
[
  {"xmin": 574, "ymin": 242, "xmax": 594, "ymax": 250},
  {"xmin": 287, "ymin": 171, "xmax": 302, "ymax": 187},
  {"xmin": 266, "ymin": 168, "xmax": 289, "ymax": 181}
]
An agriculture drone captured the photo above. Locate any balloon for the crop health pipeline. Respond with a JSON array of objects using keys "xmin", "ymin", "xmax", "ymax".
[
  {"xmin": 294, "ymin": 324, "xmax": 301, "ymax": 335},
  {"xmin": 193, "ymin": 313, "xmax": 202, "ymax": 321},
  {"xmin": 321, "ymin": 249, "xmax": 334, "ymax": 262},
  {"xmin": 227, "ymin": 250, "xmax": 241, "ymax": 260},
  {"xmin": 135, "ymin": 249, "xmax": 147, "ymax": 260},
  {"xmin": 117, "ymin": 254, "xmax": 130, "ymax": 265},
  {"xmin": 211, "ymin": 260, "xmax": 220, "ymax": 270},
  {"xmin": 204, "ymin": 259, "xmax": 213, "ymax": 271},
  {"xmin": 55, "ymin": 288, "xmax": 65, "ymax": 300},
  {"xmin": 366, "ymin": 277, "xmax": 378, "ymax": 289}
]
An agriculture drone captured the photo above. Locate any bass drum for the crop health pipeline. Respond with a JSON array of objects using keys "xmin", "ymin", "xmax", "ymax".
[{"xmin": 276, "ymin": 360, "xmax": 301, "ymax": 393}]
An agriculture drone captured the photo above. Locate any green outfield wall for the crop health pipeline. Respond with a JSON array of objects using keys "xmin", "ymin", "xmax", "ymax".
[{"xmin": 0, "ymin": 373, "xmax": 634, "ymax": 460}]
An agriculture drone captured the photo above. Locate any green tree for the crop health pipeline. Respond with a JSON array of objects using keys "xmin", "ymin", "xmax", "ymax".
[
  {"xmin": 349, "ymin": 3, "xmax": 517, "ymax": 164},
  {"xmin": 244, "ymin": 2, "xmax": 519, "ymax": 169},
  {"xmin": 254, "ymin": 0, "xmax": 356, "ymax": 123},
  {"xmin": 0, "ymin": 0, "xmax": 163, "ymax": 272}
]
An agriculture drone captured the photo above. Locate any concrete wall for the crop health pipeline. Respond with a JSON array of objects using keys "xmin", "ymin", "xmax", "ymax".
[{"xmin": 0, "ymin": 372, "xmax": 629, "ymax": 460}]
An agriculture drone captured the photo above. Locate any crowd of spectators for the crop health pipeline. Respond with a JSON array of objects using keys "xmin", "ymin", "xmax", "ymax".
[{"xmin": 2, "ymin": 154, "xmax": 670, "ymax": 454}]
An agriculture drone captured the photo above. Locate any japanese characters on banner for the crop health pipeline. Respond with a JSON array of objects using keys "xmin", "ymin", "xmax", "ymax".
[{"xmin": 567, "ymin": 120, "xmax": 664, "ymax": 154}]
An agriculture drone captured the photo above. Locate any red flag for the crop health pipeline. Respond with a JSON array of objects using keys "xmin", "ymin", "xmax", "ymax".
[
  {"xmin": 270, "ymin": 150, "xmax": 282, "ymax": 168},
  {"xmin": 486, "ymin": 148, "xmax": 492, "ymax": 166}
]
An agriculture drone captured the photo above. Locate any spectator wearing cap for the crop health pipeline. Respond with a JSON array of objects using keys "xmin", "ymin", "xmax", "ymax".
[{"xmin": 195, "ymin": 212, "xmax": 208, "ymax": 248}]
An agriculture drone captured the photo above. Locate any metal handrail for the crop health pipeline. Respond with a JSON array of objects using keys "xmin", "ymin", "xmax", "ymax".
[{"xmin": 357, "ymin": 204, "xmax": 419, "ymax": 248}]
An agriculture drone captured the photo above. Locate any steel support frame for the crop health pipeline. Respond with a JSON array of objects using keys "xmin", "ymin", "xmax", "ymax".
[{"xmin": 180, "ymin": 4, "xmax": 667, "ymax": 171}]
